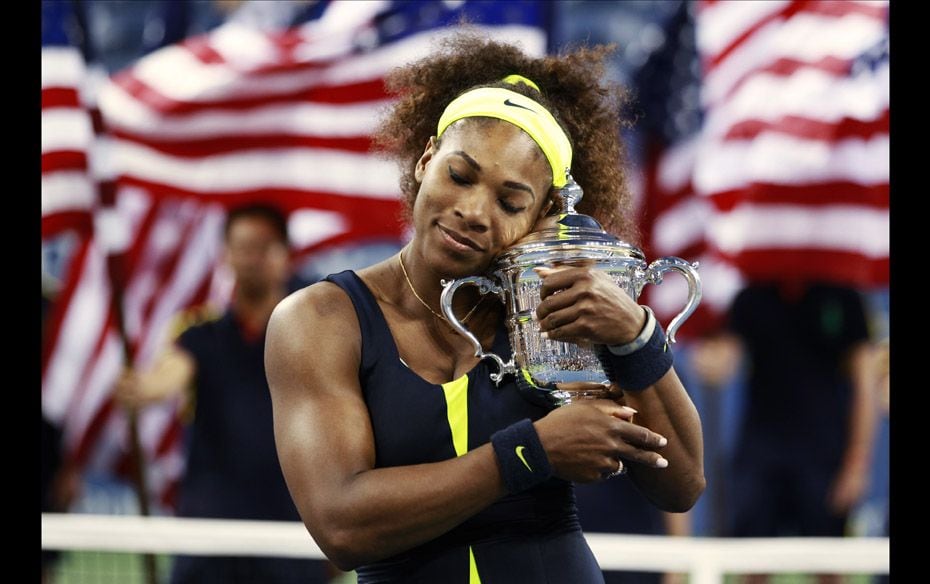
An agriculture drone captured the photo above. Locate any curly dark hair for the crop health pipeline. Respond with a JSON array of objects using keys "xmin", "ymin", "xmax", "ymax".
[{"xmin": 372, "ymin": 31, "xmax": 638, "ymax": 241}]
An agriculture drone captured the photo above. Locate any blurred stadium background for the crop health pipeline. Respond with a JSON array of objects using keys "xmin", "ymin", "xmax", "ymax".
[{"xmin": 41, "ymin": 1, "xmax": 889, "ymax": 582}]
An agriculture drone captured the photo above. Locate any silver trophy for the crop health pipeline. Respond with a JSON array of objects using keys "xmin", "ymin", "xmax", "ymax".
[{"xmin": 440, "ymin": 172, "xmax": 702, "ymax": 407}]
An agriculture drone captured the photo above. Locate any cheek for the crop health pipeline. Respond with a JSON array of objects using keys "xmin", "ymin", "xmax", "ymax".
[{"xmin": 495, "ymin": 216, "xmax": 537, "ymax": 248}]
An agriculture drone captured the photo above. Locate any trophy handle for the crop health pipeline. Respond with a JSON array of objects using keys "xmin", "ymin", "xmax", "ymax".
[
  {"xmin": 643, "ymin": 257, "xmax": 702, "ymax": 344},
  {"xmin": 440, "ymin": 276, "xmax": 515, "ymax": 385}
]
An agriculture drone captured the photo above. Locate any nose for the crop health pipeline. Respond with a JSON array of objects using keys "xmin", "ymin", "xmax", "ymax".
[{"xmin": 453, "ymin": 189, "xmax": 490, "ymax": 233}]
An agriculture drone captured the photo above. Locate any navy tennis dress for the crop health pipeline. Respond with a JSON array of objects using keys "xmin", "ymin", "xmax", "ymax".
[{"xmin": 324, "ymin": 271, "xmax": 605, "ymax": 584}]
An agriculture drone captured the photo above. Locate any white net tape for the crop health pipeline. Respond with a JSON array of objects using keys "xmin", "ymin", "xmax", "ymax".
[{"xmin": 42, "ymin": 513, "xmax": 889, "ymax": 584}]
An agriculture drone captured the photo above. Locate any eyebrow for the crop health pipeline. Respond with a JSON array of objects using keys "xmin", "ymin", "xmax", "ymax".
[{"xmin": 451, "ymin": 150, "xmax": 536, "ymax": 200}]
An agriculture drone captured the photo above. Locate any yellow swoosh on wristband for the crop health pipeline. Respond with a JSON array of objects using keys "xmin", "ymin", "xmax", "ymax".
[{"xmin": 515, "ymin": 445, "xmax": 533, "ymax": 472}]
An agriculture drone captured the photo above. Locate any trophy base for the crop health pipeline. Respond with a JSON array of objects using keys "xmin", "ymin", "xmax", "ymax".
[{"xmin": 515, "ymin": 369, "xmax": 612, "ymax": 408}]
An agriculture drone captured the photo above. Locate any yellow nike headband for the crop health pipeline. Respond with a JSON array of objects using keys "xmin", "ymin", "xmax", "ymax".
[{"xmin": 436, "ymin": 86, "xmax": 573, "ymax": 188}]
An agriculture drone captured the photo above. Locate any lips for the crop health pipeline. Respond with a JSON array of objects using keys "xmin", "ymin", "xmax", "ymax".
[{"xmin": 437, "ymin": 224, "xmax": 484, "ymax": 252}]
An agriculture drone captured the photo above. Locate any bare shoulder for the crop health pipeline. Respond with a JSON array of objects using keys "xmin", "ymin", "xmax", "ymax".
[
  {"xmin": 271, "ymin": 279, "xmax": 358, "ymax": 329},
  {"xmin": 266, "ymin": 280, "xmax": 361, "ymax": 394}
]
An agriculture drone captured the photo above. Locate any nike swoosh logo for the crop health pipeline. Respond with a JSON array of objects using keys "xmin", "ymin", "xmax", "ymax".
[
  {"xmin": 504, "ymin": 98, "xmax": 536, "ymax": 113},
  {"xmin": 515, "ymin": 445, "xmax": 533, "ymax": 472}
]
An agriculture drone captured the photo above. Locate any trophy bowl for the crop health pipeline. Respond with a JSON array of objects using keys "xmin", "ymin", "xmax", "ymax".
[{"xmin": 441, "ymin": 174, "xmax": 701, "ymax": 408}]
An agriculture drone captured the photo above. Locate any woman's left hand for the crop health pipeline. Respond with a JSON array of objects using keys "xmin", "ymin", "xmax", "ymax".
[{"xmin": 534, "ymin": 265, "xmax": 645, "ymax": 346}]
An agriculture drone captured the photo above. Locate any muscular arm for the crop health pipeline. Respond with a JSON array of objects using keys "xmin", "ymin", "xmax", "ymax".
[
  {"xmin": 535, "ymin": 266, "xmax": 706, "ymax": 512},
  {"xmin": 620, "ymin": 368, "xmax": 705, "ymax": 512},
  {"xmin": 268, "ymin": 282, "xmax": 662, "ymax": 569},
  {"xmin": 265, "ymin": 283, "xmax": 509, "ymax": 570}
]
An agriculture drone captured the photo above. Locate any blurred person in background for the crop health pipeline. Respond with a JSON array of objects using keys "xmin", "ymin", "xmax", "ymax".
[
  {"xmin": 692, "ymin": 280, "xmax": 880, "ymax": 584},
  {"xmin": 114, "ymin": 203, "xmax": 332, "ymax": 584}
]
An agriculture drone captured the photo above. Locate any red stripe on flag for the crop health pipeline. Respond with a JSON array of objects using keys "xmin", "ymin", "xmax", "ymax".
[
  {"xmin": 724, "ymin": 110, "xmax": 889, "ymax": 142},
  {"xmin": 806, "ymin": 0, "xmax": 888, "ymax": 20},
  {"xmin": 720, "ymin": 247, "xmax": 889, "ymax": 286},
  {"xmin": 180, "ymin": 35, "xmax": 226, "ymax": 64},
  {"xmin": 155, "ymin": 417, "xmax": 182, "ymax": 458},
  {"xmin": 708, "ymin": 181, "xmax": 889, "ymax": 212},
  {"xmin": 42, "ymin": 87, "xmax": 82, "ymax": 109},
  {"xmin": 713, "ymin": 54, "xmax": 866, "ymax": 107},
  {"xmin": 41, "ymin": 211, "xmax": 94, "ymax": 239},
  {"xmin": 111, "ymin": 129, "xmax": 374, "ymax": 157},
  {"xmin": 116, "ymin": 196, "xmax": 175, "ymax": 295},
  {"xmin": 185, "ymin": 269, "xmax": 215, "ymax": 318},
  {"xmin": 115, "ymin": 175, "xmax": 404, "ymax": 221},
  {"xmin": 111, "ymin": 72, "xmax": 388, "ymax": 116},
  {"xmin": 42, "ymin": 150, "xmax": 88, "ymax": 173}
]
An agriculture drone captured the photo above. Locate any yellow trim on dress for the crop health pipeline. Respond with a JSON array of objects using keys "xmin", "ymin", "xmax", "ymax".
[
  {"xmin": 441, "ymin": 374, "xmax": 470, "ymax": 457},
  {"xmin": 469, "ymin": 546, "xmax": 482, "ymax": 583}
]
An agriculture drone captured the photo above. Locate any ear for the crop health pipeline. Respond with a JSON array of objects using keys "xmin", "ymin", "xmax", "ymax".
[{"xmin": 414, "ymin": 136, "xmax": 438, "ymax": 183}]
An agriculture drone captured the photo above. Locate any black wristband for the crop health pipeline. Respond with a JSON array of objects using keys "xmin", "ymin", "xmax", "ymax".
[
  {"xmin": 490, "ymin": 418, "xmax": 552, "ymax": 494},
  {"xmin": 595, "ymin": 321, "xmax": 674, "ymax": 391}
]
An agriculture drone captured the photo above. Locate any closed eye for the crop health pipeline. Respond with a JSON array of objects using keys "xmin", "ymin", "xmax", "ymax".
[
  {"xmin": 448, "ymin": 165, "xmax": 470, "ymax": 185},
  {"xmin": 499, "ymin": 198, "xmax": 525, "ymax": 214}
]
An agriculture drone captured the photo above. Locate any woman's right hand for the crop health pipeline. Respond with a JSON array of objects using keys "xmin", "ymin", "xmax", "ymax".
[{"xmin": 534, "ymin": 399, "xmax": 669, "ymax": 483}]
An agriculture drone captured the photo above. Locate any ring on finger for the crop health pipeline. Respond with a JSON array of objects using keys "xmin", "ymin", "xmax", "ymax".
[{"xmin": 607, "ymin": 458, "xmax": 626, "ymax": 478}]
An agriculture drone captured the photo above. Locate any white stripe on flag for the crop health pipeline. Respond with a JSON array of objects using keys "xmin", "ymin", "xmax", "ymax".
[
  {"xmin": 696, "ymin": 0, "xmax": 789, "ymax": 59},
  {"xmin": 131, "ymin": 44, "xmax": 243, "ymax": 102},
  {"xmin": 201, "ymin": 21, "xmax": 280, "ymax": 69},
  {"xmin": 707, "ymin": 203, "xmax": 889, "ymax": 257},
  {"xmin": 693, "ymin": 133, "xmax": 888, "ymax": 195},
  {"xmin": 41, "ymin": 46, "xmax": 87, "ymax": 88},
  {"xmin": 289, "ymin": 208, "xmax": 350, "ymax": 250},
  {"xmin": 99, "ymin": 92, "xmax": 391, "ymax": 138},
  {"xmin": 652, "ymin": 197, "xmax": 712, "ymax": 257},
  {"xmin": 703, "ymin": 63, "xmax": 889, "ymax": 137},
  {"xmin": 656, "ymin": 136, "xmax": 699, "ymax": 193},
  {"xmin": 109, "ymin": 138, "xmax": 403, "ymax": 198},
  {"xmin": 42, "ymin": 108, "xmax": 95, "ymax": 152},
  {"xmin": 41, "ymin": 172, "xmax": 97, "ymax": 215}
]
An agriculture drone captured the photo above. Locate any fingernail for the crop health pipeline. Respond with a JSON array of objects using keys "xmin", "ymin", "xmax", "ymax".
[
  {"xmin": 657, "ymin": 436, "xmax": 668, "ymax": 447},
  {"xmin": 656, "ymin": 457, "xmax": 669, "ymax": 468},
  {"xmin": 621, "ymin": 406, "xmax": 638, "ymax": 414},
  {"xmin": 540, "ymin": 331, "xmax": 549, "ymax": 339}
]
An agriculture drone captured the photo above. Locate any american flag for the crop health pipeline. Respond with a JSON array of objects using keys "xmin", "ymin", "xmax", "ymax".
[
  {"xmin": 41, "ymin": 0, "xmax": 548, "ymax": 510},
  {"xmin": 637, "ymin": 0, "xmax": 889, "ymax": 339},
  {"xmin": 41, "ymin": 1, "xmax": 95, "ymax": 240}
]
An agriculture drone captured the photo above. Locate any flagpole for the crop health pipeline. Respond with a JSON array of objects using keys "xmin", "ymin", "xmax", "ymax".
[{"xmin": 108, "ymin": 249, "xmax": 159, "ymax": 584}]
